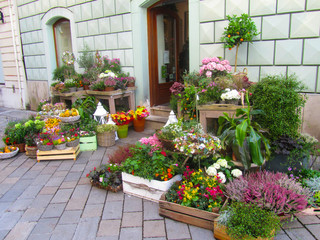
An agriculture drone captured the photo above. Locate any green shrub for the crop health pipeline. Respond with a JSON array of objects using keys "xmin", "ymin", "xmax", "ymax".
[
  {"xmin": 96, "ymin": 124, "xmax": 118, "ymax": 133},
  {"xmin": 250, "ymin": 74, "xmax": 306, "ymax": 141},
  {"xmin": 218, "ymin": 202, "xmax": 281, "ymax": 240}
]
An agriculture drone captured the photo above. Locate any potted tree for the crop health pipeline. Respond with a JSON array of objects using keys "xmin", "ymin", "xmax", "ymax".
[{"xmin": 221, "ymin": 14, "xmax": 259, "ymax": 72}]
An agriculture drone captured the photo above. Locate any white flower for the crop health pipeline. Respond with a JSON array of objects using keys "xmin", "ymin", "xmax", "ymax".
[
  {"xmin": 216, "ymin": 158, "xmax": 228, "ymax": 168},
  {"xmin": 99, "ymin": 177, "xmax": 103, "ymax": 182},
  {"xmin": 221, "ymin": 89, "xmax": 241, "ymax": 101},
  {"xmin": 212, "ymin": 163, "xmax": 220, "ymax": 169},
  {"xmin": 231, "ymin": 169, "xmax": 242, "ymax": 178},
  {"xmin": 206, "ymin": 166, "xmax": 217, "ymax": 177},
  {"xmin": 180, "ymin": 147, "xmax": 184, "ymax": 152},
  {"xmin": 217, "ymin": 172, "xmax": 226, "ymax": 183}
]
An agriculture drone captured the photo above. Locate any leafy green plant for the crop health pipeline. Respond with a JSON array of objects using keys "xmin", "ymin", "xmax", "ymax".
[
  {"xmin": 78, "ymin": 118, "xmax": 98, "ymax": 132},
  {"xmin": 179, "ymin": 84, "xmax": 197, "ymax": 119},
  {"xmin": 218, "ymin": 92, "xmax": 270, "ymax": 169},
  {"xmin": 250, "ymin": 74, "xmax": 306, "ymax": 141},
  {"xmin": 217, "ymin": 202, "xmax": 281, "ymax": 240},
  {"xmin": 72, "ymin": 96, "xmax": 97, "ymax": 120},
  {"xmin": 52, "ymin": 65, "xmax": 75, "ymax": 82},
  {"xmin": 221, "ymin": 14, "xmax": 259, "ymax": 71},
  {"xmin": 96, "ymin": 124, "xmax": 118, "ymax": 133},
  {"xmin": 77, "ymin": 45, "xmax": 95, "ymax": 71}
]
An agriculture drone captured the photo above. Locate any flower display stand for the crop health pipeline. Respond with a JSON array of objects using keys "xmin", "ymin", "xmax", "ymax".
[
  {"xmin": 122, "ymin": 172, "xmax": 182, "ymax": 202},
  {"xmin": 159, "ymin": 193, "xmax": 226, "ymax": 230},
  {"xmin": 80, "ymin": 135, "xmax": 97, "ymax": 151},
  {"xmin": 197, "ymin": 104, "xmax": 246, "ymax": 133},
  {"xmin": 36, "ymin": 145, "xmax": 80, "ymax": 162}
]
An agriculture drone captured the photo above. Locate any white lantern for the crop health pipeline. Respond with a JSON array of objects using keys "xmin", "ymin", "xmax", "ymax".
[
  {"xmin": 107, "ymin": 115, "xmax": 119, "ymax": 140},
  {"xmin": 164, "ymin": 110, "xmax": 178, "ymax": 127},
  {"xmin": 93, "ymin": 102, "xmax": 108, "ymax": 124}
]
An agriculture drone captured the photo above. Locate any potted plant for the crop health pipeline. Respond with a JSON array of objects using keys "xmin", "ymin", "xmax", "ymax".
[
  {"xmin": 126, "ymin": 76, "xmax": 135, "ymax": 87},
  {"xmin": 37, "ymin": 132, "xmax": 53, "ymax": 151},
  {"xmin": 0, "ymin": 146, "xmax": 19, "ymax": 159},
  {"xmin": 217, "ymin": 92, "xmax": 271, "ymax": 170},
  {"xmin": 122, "ymin": 139, "xmax": 182, "ymax": 201},
  {"xmin": 25, "ymin": 134, "xmax": 38, "ymax": 158},
  {"xmin": 104, "ymin": 77, "xmax": 117, "ymax": 91},
  {"xmin": 3, "ymin": 122, "xmax": 27, "ymax": 152},
  {"xmin": 133, "ymin": 106, "xmax": 150, "ymax": 132},
  {"xmin": 156, "ymin": 122, "xmax": 183, "ymax": 151},
  {"xmin": 111, "ymin": 110, "xmax": 134, "ymax": 138},
  {"xmin": 52, "ymin": 134, "xmax": 67, "ymax": 150},
  {"xmin": 221, "ymin": 14, "xmax": 259, "ymax": 72},
  {"xmin": 89, "ymin": 78, "xmax": 105, "ymax": 91},
  {"xmin": 59, "ymin": 108, "xmax": 80, "ymax": 123},
  {"xmin": 86, "ymin": 163, "xmax": 123, "ymax": 192},
  {"xmin": 224, "ymin": 170, "xmax": 311, "ymax": 216},
  {"xmin": 96, "ymin": 124, "xmax": 118, "ymax": 147},
  {"xmin": 64, "ymin": 79, "xmax": 77, "ymax": 92},
  {"xmin": 160, "ymin": 167, "xmax": 226, "ymax": 229},
  {"xmin": 65, "ymin": 127, "xmax": 80, "ymax": 147},
  {"xmin": 214, "ymin": 202, "xmax": 281, "ymax": 240},
  {"xmin": 220, "ymin": 88, "xmax": 241, "ymax": 105},
  {"xmin": 24, "ymin": 119, "xmax": 45, "ymax": 157}
]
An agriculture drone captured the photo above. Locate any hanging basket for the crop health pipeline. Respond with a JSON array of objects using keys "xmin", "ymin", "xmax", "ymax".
[
  {"xmin": 231, "ymin": 68, "xmax": 248, "ymax": 86},
  {"xmin": 97, "ymin": 131, "xmax": 116, "ymax": 147}
]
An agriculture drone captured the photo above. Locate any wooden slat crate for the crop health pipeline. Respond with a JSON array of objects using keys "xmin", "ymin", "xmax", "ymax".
[
  {"xmin": 159, "ymin": 193, "xmax": 224, "ymax": 230},
  {"xmin": 37, "ymin": 145, "xmax": 80, "ymax": 162}
]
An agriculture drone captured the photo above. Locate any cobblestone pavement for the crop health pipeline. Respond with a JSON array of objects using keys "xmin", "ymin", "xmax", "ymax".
[{"xmin": 0, "ymin": 109, "xmax": 319, "ymax": 239}]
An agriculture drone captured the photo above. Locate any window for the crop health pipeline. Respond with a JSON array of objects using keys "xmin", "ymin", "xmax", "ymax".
[{"xmin": 53, "ymin": 18, "xmax": 72, "ymax": 67}]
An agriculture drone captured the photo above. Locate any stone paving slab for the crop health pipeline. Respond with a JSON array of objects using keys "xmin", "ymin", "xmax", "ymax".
[{"xmin": 0, "ymin": 112, "xmax": 319, "ymax": 240}]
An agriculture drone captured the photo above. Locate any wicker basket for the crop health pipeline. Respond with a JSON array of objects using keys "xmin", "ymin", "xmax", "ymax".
[
  {"xmin": 159, "ymin": 138, "xmax": 176, "ymax": 151},
  {"xmin": 37, "ymin": 144, "xmax": 53, "ymax": 151},
  {"xmin": 66, "ymin": 139, "xmax": 80, "ymax": 147},
  {"xmin": 55, "ymin": 143, "xmax": 67, "ymax": 150},
  {"xmin": 0, "ymin": 148, "xmax": 19, "ymax": 159},
  {"xmin": 90, "ymin": 181, "xmax": 122, "ymax": 193},
  {"xmin": 97, "ymin": 131, "xmax": 116, "ymax": 147},
  {"xmin": 59, "ymin": 115, "xmax": 80, "ymax": 123}
]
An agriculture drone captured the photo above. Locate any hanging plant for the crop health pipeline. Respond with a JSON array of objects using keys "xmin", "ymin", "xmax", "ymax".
[{"xmin": 221, "ymin": 14, "xmax": 259, "ymax": 72}]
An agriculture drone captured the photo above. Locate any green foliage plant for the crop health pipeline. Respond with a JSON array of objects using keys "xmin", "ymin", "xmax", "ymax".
[
  {"xmin": 251, "ymin": 74, "xmax": 306, "ymax": 141},
  {"xmin": 72, "ymin": 96, "xmax": 97, "ymax": 120},
  {"xmin": 221, "ymin": 14, "xmax": 259, "ymax": 71},
  {"xmin": 218, "ymin": 92, "xmax": 270, "ymax": 169},
  {"xmin": 52, "ymin": 65, "xmax": 75, "ymax": 82},
  {"xmin": 77, "ymin": 44, "xmax": 95, "ymax": 71},
  {"xmin": 96, "ymin": 124, "xmax": 118, "ymax": 133},
  {"xmin": 217, "ymin": 202, "xmax": 281, "ymax": 240}
]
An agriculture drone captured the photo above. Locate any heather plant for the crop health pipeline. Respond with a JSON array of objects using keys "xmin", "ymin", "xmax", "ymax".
[
  {"xmin": 107, "ymin": 144, "xmax": 134, "ymax": 165},
  {"xmin": 225, "ymin": 170, "xmax": 310, "ymax": 214}
]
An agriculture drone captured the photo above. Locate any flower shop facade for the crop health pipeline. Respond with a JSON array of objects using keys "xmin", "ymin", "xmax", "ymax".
[{"xmin": 6, "ymin": 0, "xmax": 320, "ymax": 138}]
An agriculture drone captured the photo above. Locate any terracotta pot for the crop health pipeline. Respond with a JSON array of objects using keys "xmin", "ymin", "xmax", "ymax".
[
  {"xmin": 127, "ymin": 82, "xmax": 135, "ymax": 87},
  {"xmin": 14, "ymin": 143, "xmax": 26, "ymax": 153},
  {"xmin": 133, "ymin": 118, "xmax": 145, "ymax": 132},
  {"xmin": 104, "ymin": 86, "xmax": 115, "ymax": 91}
]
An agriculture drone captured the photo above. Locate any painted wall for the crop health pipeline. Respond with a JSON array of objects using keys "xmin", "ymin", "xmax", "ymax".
[
  {"xmin": 16, "ymin": 0, "xmax": 134, "ymax": 109},
  {"xmin": 0, "ymin": 0, "xmax": 27, "ymax": 109}
]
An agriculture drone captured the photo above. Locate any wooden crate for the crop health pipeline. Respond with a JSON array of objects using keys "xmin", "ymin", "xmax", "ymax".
[
  {"xmin": 80, "ymin": 136, "xmax": 97, "ymax": 151},
  {"xmin": 159, "ymin": 193, "xmax": 224, "ymax": 230},
  {"xmin": 37, "ymin": 145, "xmax": 80, "ymax": 162}
]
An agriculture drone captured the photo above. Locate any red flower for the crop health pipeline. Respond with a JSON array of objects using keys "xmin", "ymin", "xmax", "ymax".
[
  {"xmin": 86, "ymin": 174, "xmax": 89, "ymax": 177},
  {"xmin": 74, "ymin": 133, "xmax": 78, "ymax": 137},
  {"xmin": 160, "ymin": 151, "xmax": 167, "ymax": 157}
]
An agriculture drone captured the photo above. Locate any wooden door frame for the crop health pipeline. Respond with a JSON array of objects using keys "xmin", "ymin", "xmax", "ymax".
[{"xmin": 147, "ymin": 4, "xmax": 180, "ymax": 106}]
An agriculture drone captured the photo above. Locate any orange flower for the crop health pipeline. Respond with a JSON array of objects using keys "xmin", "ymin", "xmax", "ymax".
[
  {"xmin": 167, "ymin": 168, "xmax": 171, "ymax": 173},
  {"xmin": 164, "ymin": 178, "xmax": 168, "ymax": 181},
  {"xmin": 229, "ymin": 48, "xmax": 232, "ymax": 50}
]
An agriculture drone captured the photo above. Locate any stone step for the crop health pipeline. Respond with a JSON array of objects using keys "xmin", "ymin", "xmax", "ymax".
[
  {"xmin": 145, "ymin": 115, "xmax": 167, "ymax": 131},
  {"xmin": 150, "ymin": 106, "xmax": 171, "ymax": 117}
]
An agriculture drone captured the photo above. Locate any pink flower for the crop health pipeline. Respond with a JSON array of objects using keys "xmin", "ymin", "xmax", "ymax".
[{"xmin": 206, "ymin": 71, "xmax": 212, "ymax": 78}]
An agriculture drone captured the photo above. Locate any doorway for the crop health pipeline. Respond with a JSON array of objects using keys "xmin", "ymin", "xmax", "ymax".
[{"xmin": 148, "ymin": 0, "xmax": 189, "ymax": 106}]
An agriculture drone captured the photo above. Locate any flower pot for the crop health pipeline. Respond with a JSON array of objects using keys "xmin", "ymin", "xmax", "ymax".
[
  {"xmin": 83, "ymin": 85, "xmax": 89, "ymax": 90},
  {"xmin": 117, "ymin": 124, "xmax": 129, "ymax": 138},
  {"xmin": 37, "ymin": 144, "xmax": 53, "ymax": 151},
  {"xmin": 66, "ymin": 138, "xmax": 80, "ymax": 147},
  {"xmin": 122, "ymin": 172, "xmax": 182, "ymax": 202},
  {"xmin": 97, "ymin": 132, "xmax": 116, "ymax": 147},
  {"xmin": 25, "ymin": 145, "xmax": 37, "ymax": 159},
  {"xmin": 104, "ymin": 86, "xmax": 115, "ymax": 91},
  {"xmin": 14, "ymin": 143, "xmax": 26, "ymax": 153},
  {"xmin": 133, "ymin": 118, "xmax": 146, "ymax": 132},
  {"xmin": 55, "ymin": 143, "xmax": 66, "ymax": 150},
  {"xmin": 69, "ymin": 87, "xmax": 77, "ymax": 92},
  {"xmin": 76, "ymin": 87, "xmax": 84, "ymax": 91},
  {"xmin": 127, "ymin": 82, "xmax": 135, "ymax": 87}
]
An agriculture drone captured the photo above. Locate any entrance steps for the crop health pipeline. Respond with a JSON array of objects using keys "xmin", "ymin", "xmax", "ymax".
[{"xmin": 145, "ymin": 105, "xmax": 171, "ymax": 130}]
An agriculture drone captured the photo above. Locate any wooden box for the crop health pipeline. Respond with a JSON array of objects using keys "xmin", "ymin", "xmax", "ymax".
[
  {"xmin": 37, "ymin": 145, "xmax": 80, "ymax": 162},
  {"xmin": 80, "ymin": 136, "xmax": 97, "ymax": 151},
  {"xmin": 159, "ymin": 193, "xmax": 224, "ymax": 230},
  {"xmin": 122, "ymin": 172, "xmax": 182, "ymax": 202}
]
